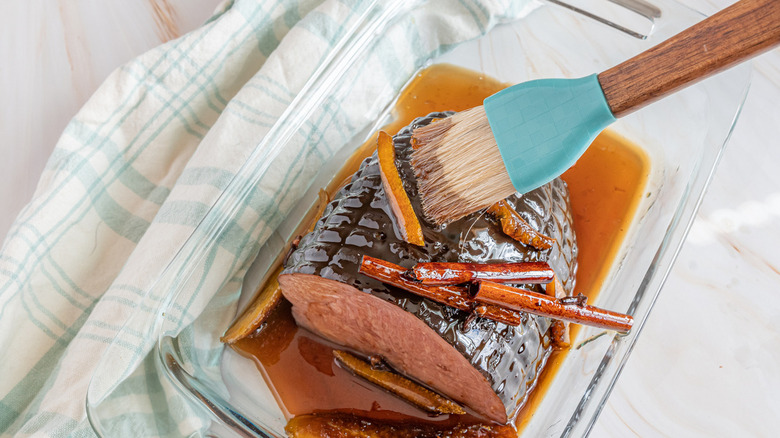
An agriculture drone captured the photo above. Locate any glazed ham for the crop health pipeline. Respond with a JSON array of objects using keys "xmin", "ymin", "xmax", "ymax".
[{"xmin": 280, "ymin": 113, "xmax": 578, "ymax": 423}]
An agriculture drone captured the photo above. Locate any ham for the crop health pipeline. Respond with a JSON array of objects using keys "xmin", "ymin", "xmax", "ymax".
[{"xmin": 280, "ymin": 113, "xmax": 578, "ymax": 423}]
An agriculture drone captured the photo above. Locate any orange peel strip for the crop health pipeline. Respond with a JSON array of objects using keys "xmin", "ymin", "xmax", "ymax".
[
  {"xmin": 333, "ymin": 350, "xmax": 465, "ymax": 416},
  {"xmin": 487, "ymin": 200, "xmax": 555, "ymax": 250},
  {"xmin": 285, "ymin": 414, "xmax": 517, "ymax": 438},
  {"xmin": 223, "ymin": 188, "xmax": 332, "ymax": 344},
  {"xmin": 221, "ymin": 266, "xmax": 283, "ymax": 344},
  {"xmin": 377, "ymin": 131, "xmax": 424, "ymax": 246},
  {"xmin": 307, "ymin": 189, "xmax": 330, "ymax": 233}
]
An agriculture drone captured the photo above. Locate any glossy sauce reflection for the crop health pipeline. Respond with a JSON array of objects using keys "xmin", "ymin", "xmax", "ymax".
[{"xmin": 233, "ymin": 64, "xmax": 650, "ymax": 430}]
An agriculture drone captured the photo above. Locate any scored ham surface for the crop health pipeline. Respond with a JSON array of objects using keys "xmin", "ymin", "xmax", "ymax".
[{"xmin": 279, "ymin": 112, "xmax": 578, "ymax": 423}]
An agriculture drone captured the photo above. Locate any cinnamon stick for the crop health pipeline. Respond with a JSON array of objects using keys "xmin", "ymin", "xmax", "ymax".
[
  {"xmin": 359, "ymin": 256, "xmax": 472, "ymax": 311},
  {"xmin": 359, "ymin": 256, "xmax": 527, "ymax": 327},
  {"xmin": 544, "ymin": 277, "xmax": 571, "ymax": 348},
  {"xmin": 473, "ymin": 305, "xmax": 525, "ymax": 326},
  {"xmin": 411, "ymin": 261, "xmax": 554, "ymax": 285},
  {"xmin": 475, "ymin": 281, "xmax": 633, "ymax": 332},
  {"xmin": 360, "ymin": 256, "xmax": 632, "ymax": 332}
]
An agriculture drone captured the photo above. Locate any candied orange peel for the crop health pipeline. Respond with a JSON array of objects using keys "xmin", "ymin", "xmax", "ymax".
[
  {"xmin": 333, "ymin": 350, "xmax": 465, "ymax": 415},
  {"xmin": 487, "ymin": 200, "xmax": 555, "ymax": 250},
  {"xmin": 221, "ymin": 266, "xmax": 283, "ymax": 344},
  {"xmin": 286, "ymin": 414, "xmax": 517, "ymax": 438},
  {"xmin": 377, "ymin": 131, "xmax": 424, "ymax": 246},
  {"xmin": 222, "ymin": 188, "xmax": 332, "ymax": 344}
]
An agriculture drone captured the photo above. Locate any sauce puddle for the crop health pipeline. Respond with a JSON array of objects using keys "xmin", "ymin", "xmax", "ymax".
[{"xmin": 232, "ymin": 63, "xmax": 650, "ymax": 432}]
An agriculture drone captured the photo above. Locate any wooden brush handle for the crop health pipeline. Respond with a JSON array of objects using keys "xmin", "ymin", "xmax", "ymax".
[{"xmin": 598, "ymin": 0, "xmax": 780, "ymax": 118}]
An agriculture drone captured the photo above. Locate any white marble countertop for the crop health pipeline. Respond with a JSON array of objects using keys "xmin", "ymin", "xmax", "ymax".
[{"xmin": 1, "ymin": 0, "xmax": 778, "ymax": 436}]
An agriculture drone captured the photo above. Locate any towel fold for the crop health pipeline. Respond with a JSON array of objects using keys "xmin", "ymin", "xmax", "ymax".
[{"xmin": 0, "ymin": 0, "xmax": 534, "ymax": 436}]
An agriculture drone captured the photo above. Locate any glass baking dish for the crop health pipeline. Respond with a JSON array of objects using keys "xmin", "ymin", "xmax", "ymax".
[{"xmin": 86, "ymin": 0, "xmax": 750, "ymax": 436}]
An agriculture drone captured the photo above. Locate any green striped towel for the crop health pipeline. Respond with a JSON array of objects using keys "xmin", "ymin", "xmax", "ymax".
[{"xmin": 0, "ymin": 0, "xmax": 534, "ymax": 436}]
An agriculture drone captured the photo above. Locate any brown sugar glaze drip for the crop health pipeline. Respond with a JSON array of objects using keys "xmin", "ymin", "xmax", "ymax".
[{"xmin": 232, "ymin": 64, "xmax": 650, "ymax": 430}]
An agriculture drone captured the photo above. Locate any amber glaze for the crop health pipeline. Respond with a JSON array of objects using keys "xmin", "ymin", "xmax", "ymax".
[
  {"xmin": 233, "ymin": 63, "xmax": 650, "ymax": 431},
  {"xmin": 234, "ymin": 302, "xmax": 485, "ymax": 426}
]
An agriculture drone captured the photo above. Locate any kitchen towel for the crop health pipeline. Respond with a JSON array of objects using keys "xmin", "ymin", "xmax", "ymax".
[{"xmin": 0, "ymin": 0, "xmax": 534, "ymax": 436}]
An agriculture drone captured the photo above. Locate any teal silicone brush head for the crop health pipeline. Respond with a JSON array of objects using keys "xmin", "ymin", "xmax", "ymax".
[
  {"xmin": 412, "ymin": 0, "xmax": 780, "ymax": 225},
  {"xmin": 483, "ymin": 74, "xmax": 616, "ymax": 195},
  {"xmin": 410, "ymin": 75, "xmax": 615, "ymax": 225}
]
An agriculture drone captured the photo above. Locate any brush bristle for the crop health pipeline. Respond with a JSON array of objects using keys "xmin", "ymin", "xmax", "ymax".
[{"xmin": 411, "ymin": 107, "xmax": 516, "ymax": 224}]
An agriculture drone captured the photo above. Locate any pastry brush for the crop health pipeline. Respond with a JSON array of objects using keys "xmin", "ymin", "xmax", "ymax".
[{"xmin": 411, "ymin": 0, "xmax": 780, "ymax": 224}]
